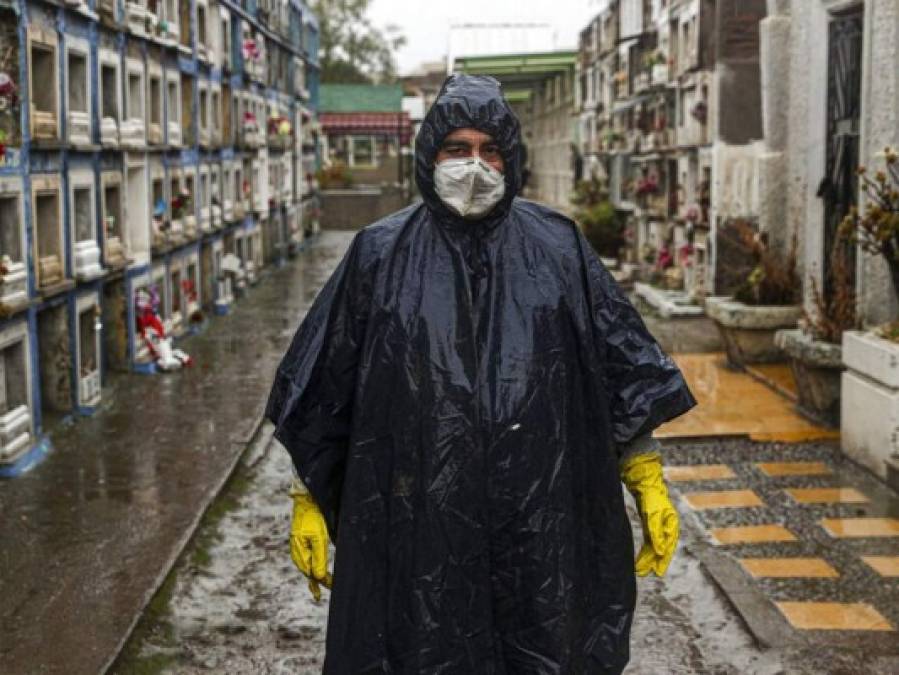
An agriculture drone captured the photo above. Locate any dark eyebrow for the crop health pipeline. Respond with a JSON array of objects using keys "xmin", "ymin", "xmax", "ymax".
[{"xmin": 439, "ymin": 140, "xmax": 472, "ymax": 149}]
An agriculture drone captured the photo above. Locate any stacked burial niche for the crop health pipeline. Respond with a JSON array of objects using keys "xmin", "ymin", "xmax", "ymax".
[
  {"xmin": 0, "ymin": 178, "xmax": 28, "ymax": 311},
  {"xmin": 0, "ymin": 322, "xmax": 33, "ymax": 464},
  {"xmin": 70, "ymin": 167, "xmax": 105, "ymax": 280},
  {"xmin": 31, "ymin": 175, "xmax": 66, "ymax": 291},
  {"xmin": 75, "ymin": 292, "xmax": 102, "ymax": 408},
  {"xmin": 65, "ymin": 37, "xmax": 91, "ymax": 146},
  {"xmin": 37, "ymin": 300, "xmax": 72, "ymax": 418},
  {"xmin": 28, "ymin": 28, "xmax": 59, "ymax": 141}
]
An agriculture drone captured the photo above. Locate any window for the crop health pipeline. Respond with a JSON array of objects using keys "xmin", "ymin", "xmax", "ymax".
[
  {"xmin": 101, "ymin": 173, "xmax": 126, "ymax": 268},
  {"xmin": 29, "ymin": 30, "xmax": 59, "ymax": 141},
  {"xmin": 0, "ymin": 325, "xmax": 33, "ymax": 463},
  {"xmin": 0, "ymin": 181, "xmax": 27, "ymax": 309},
  {"xmin": 166, "ymin": 74, "xmax": 181, "ymax": 145},
  {"xmin": 99, "ymin": 56, "xmax": 120, "ymax": 146},
  {"xmin": 351, "ymin": 136, "xmax": 375, "ymax": 167},
  {"xmin": 71, "ymin": 172, "xmax": 103, "ymax": 281},
  {"xmin": 32, "ymin": 177, "xmax": 64, "ymax": 290},
  {"xmin": 66, "ymin": 46, "xmax": 90, "ymax": 145},
  {"xmin": 148, "ymin": 70, "xmax": 163, "ymax": 145}
]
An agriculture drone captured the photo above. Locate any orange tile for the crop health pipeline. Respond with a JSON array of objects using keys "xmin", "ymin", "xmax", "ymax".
[
  {"xmin": 756, "ymin": 461, "xmax": 832, "ymax": 477},
  {"xmin": 776, "ymin": 602, "xmax": 893, "ymax": 631},
  {"xmin": 656, "ymin": 353, "xmax": 834, "ymax": 442},
  {"xmin": 786, "ymin": 487, "xmax": 870, "ymax": 504},
  {"xmin": 739, "ymin": 557, "xmax": 839, "ymax": 578},
  {"xmin": 861, "ymin": 556, "xmax": 899, "ymax": 577},
  {"xmin": 820, "ymin": 518, "xmax": 899, "ymax": 538},
  {"xmin": 745, "ymin": 362, "xmax": 799, "ymax": 401},
  {"xmin": 710, "ymin": 524, "xmax": 798, "ymax": 545},
  {"xmin": 664, "ymin": 464, "xmax": 736, "ymax": 482},
  {"xmin": 683, "ymin": 489, "xmax": 764, "ymax": 510}
]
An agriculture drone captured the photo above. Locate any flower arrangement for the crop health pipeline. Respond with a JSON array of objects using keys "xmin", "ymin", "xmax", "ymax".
[
  {"xmin": 635, "ymin": 175, "xmax": 659, "ymax": 196},
  {"xmin": 171, "ymin": 189, "xmax": 191, "ymax": 220},
  {"xmin": 730, "ymin": 220, "xmax": 800, "ymax": 306},
  {"xmin": 678, "ymin": 242, "xmax": 695, "ymax": 268},
  {"xmin": 690, "ymin": 100, "xmax": 708, "ymax": 124},
  {"xmin": 685, "ymin": 203, "xmax": 701, "ymax": 223},
  {"xmin": 644, "ymin": 50, "xmax": 666, "ymax": 68},
  {"xmin": 267, "ymin": 115, "xmax": 292, "ymax": 136},
  {"xmin": 0, "ymin": 71, "xmax": 19, "ymax": 161},
  {"xmin": 242, "ymin": 38, "xmax": 261, "ymax": 62},
  {"xmin": 839, "ymin": 147, "xmax": 899, "ymax": 297},
  {"xmin": 181, "ymin": 279, "xmax": 204, "ymax": 322}
]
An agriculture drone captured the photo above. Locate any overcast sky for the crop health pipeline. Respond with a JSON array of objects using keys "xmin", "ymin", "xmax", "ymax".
[{"xmin": 368, "ymin": 0, "xmax": 606, "ymax": 74}]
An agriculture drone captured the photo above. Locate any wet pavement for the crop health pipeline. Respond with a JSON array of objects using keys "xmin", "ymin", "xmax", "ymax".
[
  {"xmin": 0, "ymin": 232, "xmax": 352, "ymax": 675},
  {"xmin": 116, "ymin": 432, "xmax": 899, "ymax": 674}
]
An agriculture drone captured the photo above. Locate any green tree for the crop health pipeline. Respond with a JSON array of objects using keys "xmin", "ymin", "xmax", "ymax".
[{"xmin": 310, "ymin": 0, "xmax": 406, "ymax": 83}]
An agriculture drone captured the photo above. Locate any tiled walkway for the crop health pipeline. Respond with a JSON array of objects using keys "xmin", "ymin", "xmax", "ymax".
[
  {"xmin": 658, "ymin": 352, "xmax": 898, "ymax": 651},
  {"xmin": 656, "ymin": 353, "xmax": 839, "ymax": 442},
  {"xmin": 663, "ymin": 441, "xmax": 899, "ymax": 647}
]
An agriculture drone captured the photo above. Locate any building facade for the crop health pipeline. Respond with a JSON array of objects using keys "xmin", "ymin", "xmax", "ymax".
[
  {"xmin": 576, "ymin": 0, "xmax": 766, "ymax": 296},
  {"xmin": 0, "ymin": 0, "xmax": 320, "ymax": 474}
]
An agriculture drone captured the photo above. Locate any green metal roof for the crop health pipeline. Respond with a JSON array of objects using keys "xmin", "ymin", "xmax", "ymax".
[
  {"xmin": 454, "ymin": 51, "xmax": 577, "ymax": 85},
  {"xmin": 319, "ymin": 84, "xmax": 404, "ymax": 113}
]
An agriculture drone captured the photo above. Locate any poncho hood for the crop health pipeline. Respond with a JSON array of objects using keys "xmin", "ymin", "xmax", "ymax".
[{"xmin": 415, "ymin": 74, "xmax": 522, "ymax": 229}]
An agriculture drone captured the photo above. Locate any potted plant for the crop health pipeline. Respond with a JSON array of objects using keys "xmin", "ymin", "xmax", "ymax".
[
  {"xmin": 775, "ymin": 236, "xmax": 857, "ymax": 426},
  {"xmin": 571, "ymin": 177, "xmax": 624, "ymax": 262},
  {"xmin": 705, "ymin": 221, "xmax": 802, "ymax": 368},
  {"xmin": 838, "ymin": 148, "xmax": 899, "ymax": 481}
]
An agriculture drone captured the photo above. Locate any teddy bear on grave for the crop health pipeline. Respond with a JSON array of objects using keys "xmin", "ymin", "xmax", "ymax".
[{"xmin": 135, "ymin": 286, "xmax": 193, "ymax": 371}]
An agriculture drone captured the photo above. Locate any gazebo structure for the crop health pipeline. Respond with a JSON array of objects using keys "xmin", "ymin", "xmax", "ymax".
[{"xmin": 319, "ymin": 84, "xmax": 413, "ymax": 187}]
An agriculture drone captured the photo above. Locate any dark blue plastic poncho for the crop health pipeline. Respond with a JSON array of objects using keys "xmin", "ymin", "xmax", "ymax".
[{"xmin": 266, "ymin": 74, "xmax": 696, "ymax": 674}]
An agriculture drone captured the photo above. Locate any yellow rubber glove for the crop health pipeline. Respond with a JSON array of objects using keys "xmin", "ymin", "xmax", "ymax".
[
  {"xmin": 289, "ymin": 486, "xmax": 333, "ymax": 601},
  {"xmin": 619, "ymin": 451, "xmax": 679, "ymax": 577}
]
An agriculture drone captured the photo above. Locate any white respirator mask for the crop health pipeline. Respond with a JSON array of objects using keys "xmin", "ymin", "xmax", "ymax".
[{"xmin": 433, "ymin": 157, "xmax": 506, "ymax": 219}]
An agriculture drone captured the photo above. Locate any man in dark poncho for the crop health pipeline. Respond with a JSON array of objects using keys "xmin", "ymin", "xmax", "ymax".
[{"xmin": 266, "ymin": 74, "xmax": 696, "ymax": 674}]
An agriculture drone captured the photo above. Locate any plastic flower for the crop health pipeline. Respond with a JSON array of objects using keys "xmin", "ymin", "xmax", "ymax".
[{"xmin": 0, "ymin": 73, "xmax": 15, "ymax": 96}]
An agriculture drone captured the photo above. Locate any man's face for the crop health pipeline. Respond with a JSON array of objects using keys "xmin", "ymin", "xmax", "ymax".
[{"xmin": 435, "ymin": 128, "xmax": 505, "ymax": 174}]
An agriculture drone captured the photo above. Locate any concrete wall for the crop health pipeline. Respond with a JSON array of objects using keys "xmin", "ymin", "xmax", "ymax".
[
  {"xmin": 761, "ymin": 0, "xmax": 899, "ymax": 324},
  {"xmin": 320, "ymin": 187, "xmax": 410, "ymax": 230}
]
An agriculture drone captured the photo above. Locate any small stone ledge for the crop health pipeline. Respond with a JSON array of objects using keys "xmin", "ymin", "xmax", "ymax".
[{"xmin": 635, "ymin": 282, "xmax": 704, "ymax": 319}]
